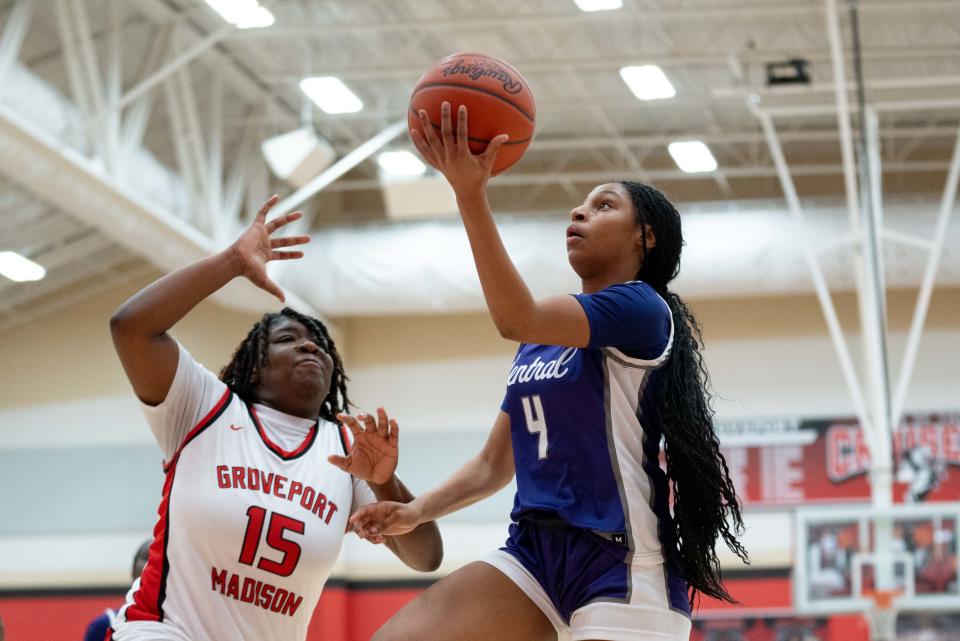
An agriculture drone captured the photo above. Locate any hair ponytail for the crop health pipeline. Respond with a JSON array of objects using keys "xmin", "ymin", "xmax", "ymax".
[{"xmin": 621, "ymin": 181, "xmax": 749, "ymax": 603}]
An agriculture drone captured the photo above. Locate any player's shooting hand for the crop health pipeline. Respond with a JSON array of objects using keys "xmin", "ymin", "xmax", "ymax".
[
  {"xmin": 410, "ymin": 102, "xmax": 509, "ymax": 195},
  {"xmin": 229, "ymin": 194, "xmax": 310, "ymax": 302},
  {"xmin": 328, "ymin": 408, "xmax": 399, "ymax": 486},
  {"xmin": 349, "ymin": 500, "xmax": 424, "ymax": 544}
]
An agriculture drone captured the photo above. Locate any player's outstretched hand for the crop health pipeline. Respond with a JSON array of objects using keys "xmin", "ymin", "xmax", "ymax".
[
  {"xmin": 229, "ymin": 194, "xmax": 310, "ymax": 302},
  {"xmin": 410, "ymin": 102, "xmax": 509, "ymax": 195},
  {"xmin": 328, "ymin": 408, "xmax": 399, "ymax": 486},
  {"xmin": 349, "ymin": 501, "xmax": 423, "ymax": 544}
]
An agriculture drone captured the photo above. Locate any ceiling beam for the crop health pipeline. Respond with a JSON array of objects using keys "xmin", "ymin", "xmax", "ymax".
[
  {"xmin": 259, "ymin": 46, "xmax": 960, "ymax": 83},
  {"xmin": 0, "ymin": 100, "xmax": 319, "ymax": 318},
  {"xmin": 322, "ymin": 161, "xmax": 956, "ymax": 192},
  {"xmin": 230, "ymin": 1, "xmax": 960, "ymax": 39},
  {"xmin": 528, "ymin": 127, "xmax": 960, "ymax": 151},
  {"xmin": 273, "ymin": 120, "xmax": 406, "ymax": 219},
  {"xmin": 129, "ymin": 0, "xmax": 297, "ymax": 117},
  {"xmin": 0, "ymin": 0, "xmax": 32, "ymax": 87}
]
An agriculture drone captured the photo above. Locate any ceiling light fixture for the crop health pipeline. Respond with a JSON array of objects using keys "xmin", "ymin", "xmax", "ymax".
[
  {"xmin": 574, "ymin": 0, "xmax": 623, "ymax": 12},
  {"xmin": 299, "ymin": 77, "xmax": 364, "ymax": 114},
  {"xmin": 261, "ymin": 127, "xmax": 336, "ymax": 188},
  {"xmin": 619, "ymin": 65, "xmax": 676, "ymax": 101},
  {"xmin": 668, "ymin": 141, "xmax": 718, "ymax": 173},
  {"xmin": 0, "ymin": 251, "xmax": 46, "ymax": 282},
  {"xmin": 377, "ymin": 151, "xmax": 426, "ymax": 177},
  {"xmin": 203, "ymin": 0, "xmax": 274, "ymax": 29}
]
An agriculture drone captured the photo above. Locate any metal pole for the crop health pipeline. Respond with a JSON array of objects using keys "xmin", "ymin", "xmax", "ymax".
[
  {"xmin": 114, "ymin": 22, "xmax": 235, "ymax": 113},
  {"xmin": 271, "ymin": 120, "xmax": 406, "ymax": 218},
  {"xmin": 0, "ymin": 0, "xmax": 33, "ymax": 90},
  {"xmin": 69, "ymin": 0, "xmax": 106, "ymax": 120},
  {"xmin": 105, "ymin": 0, "xmax": 122, "ymax": 173},
  {"xmin": 263, "ymin": 120, "xmax": 407, "ymax": 285},
  {"xmin": 763, "ymin": 97, "xmax": 960, "ymax": 118},
  {"xmin": 111, "ymin": 0, "xmax": 280, "ymax": 117},
  {"xmin": 880, "ymin": 229, "xmax": 933, "ymax": 251},
  {"xmin": 847, "ymin": 4, "xmax": 896, "ymax": 627},
  {"xmin": 54, "ymin": 0, "xmax": 94, "ymax": 122},
  {"xmin": 754, "ymin": 107, "xmax": 876, "ymax": 445},
  {"xmin": 118, "ymin": 24, "xmax": 172, "ymax": 173},
  {"xmin": 891, "ymin": 122, "xmax": 960, "ymax": 428},
  {"xmin": 163, "ymin": 71, "xmax": 204, "ymax": 232},
  {"xmin": 208, "ymin": 72, "xmax": 225, "ymax": 241},
  {"xmin": 848, "ymin": 1, "xmax": 894, "ymax": 497},
  {"xmin": 867, "ymin": 111, "xmax": 886, "ymax": 306},
  {"xmin": 824, "ymin": 2, "xmax": 875, "ymax": 452}
]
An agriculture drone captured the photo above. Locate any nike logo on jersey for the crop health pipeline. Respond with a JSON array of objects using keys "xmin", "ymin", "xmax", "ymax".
[{"xmin": 229, "ymin": 424, "xmax": 244, "ymax": 431}]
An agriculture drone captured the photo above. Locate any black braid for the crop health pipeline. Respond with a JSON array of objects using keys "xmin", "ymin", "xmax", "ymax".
[
  {"xmin": 219, "ymin": 307, "xmax": 350, "ymax": 423},
  {"xmin": 621, "ymin": 181, "xmax": 749, "ymax": 604}
]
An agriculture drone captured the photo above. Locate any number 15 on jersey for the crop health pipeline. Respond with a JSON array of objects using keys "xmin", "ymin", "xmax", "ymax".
[{"xmin": 520, "ymin": 395, "xmax": 549, "ymax": 460}]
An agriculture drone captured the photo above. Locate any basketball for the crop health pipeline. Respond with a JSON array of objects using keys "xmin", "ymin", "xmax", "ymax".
[{"xmin": 408, "ymin": 52, "xmax": 536, "ymax": 175}]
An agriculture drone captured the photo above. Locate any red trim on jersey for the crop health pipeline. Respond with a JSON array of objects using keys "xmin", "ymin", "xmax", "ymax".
[
  {"xmin": 122, "ymin": 464, "xmax": 177, "ymax": 622},
  {"xmin": 124, "ymin": 388, "xmax": 232, "ymax": 622},
  {"xmin": 104, "ymin": 628, "xmax": 113, "ymax": 641},
  {"xmin": 162, "ymin": 387, "xmax": 233, "ymax": 473},
  {"xmin": 248, "ymin": 405, "xmax": 319, "ymax": 460}
]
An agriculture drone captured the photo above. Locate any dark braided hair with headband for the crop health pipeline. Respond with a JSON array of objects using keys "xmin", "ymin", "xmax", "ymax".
[
  {"xmin": 219, "ymin": 307, "xmax": 349, "ymax": 423},
  {"xmin": 621, "ymin": 180, "xmax": 749, "ymax": 604}
]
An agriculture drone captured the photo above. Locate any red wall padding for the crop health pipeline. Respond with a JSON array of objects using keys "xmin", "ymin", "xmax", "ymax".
[
  {"xmin": 307, "ymin": 584, "xmax": 422, "ymax": 641},
  {"xmin": 698, "ymin": 575, "xmax": 792, "ymax": 610},
  {"xmin": 0, "ymin": 576, "xmax": 868, "ymax": 641},
  {"xmin": 0, "ymin": 584, "xmax": 422, "ymax": 641},
  {"xmin": 1, "ymin": 594, "xmax": 122, "ymax": 641}
]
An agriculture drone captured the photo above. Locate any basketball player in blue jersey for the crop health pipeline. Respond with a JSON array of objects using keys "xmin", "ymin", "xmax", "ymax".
[
  {"xmin": 108, "ymin": 196, "xmax": 441, "ymax": 641},
  {"xmin": 350, "ymin": 103, "xmax": 749, "ymax": 641}
]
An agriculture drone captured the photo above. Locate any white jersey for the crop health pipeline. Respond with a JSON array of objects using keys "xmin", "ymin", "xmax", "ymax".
[{"xmin": 112, "ymin": 343, "xmax": 375, "ymax": 641}]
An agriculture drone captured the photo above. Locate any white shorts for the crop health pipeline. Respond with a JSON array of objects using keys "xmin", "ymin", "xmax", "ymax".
[
  {"xmin": 482, "ymin": 549, "xmax": 692, "ymax": 641},
  {"xmin": 110, "ymin": 621, "xmax": 193, "ymax": 641}
]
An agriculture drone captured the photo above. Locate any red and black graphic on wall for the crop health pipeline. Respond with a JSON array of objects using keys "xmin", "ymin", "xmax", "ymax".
[
  {"xmin": 691, "ymin": 616, "xmax": 829, "ymax": 641},
  {"xmin": 718, "ymin": 413, "xmax": 960, "ymax": 507}
]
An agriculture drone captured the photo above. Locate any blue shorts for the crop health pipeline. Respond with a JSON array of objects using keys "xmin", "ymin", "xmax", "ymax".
[{"xmin": 482, "ymin": 519, "xmax": 691, "ymax": 641}]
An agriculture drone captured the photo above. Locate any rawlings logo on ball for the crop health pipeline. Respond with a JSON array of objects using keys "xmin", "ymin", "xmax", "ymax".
[
  {"xmin": 410, "ymin": 53, "xmax": 535, "ymax": 174},
  {"xmin": 440, "ymin": 59, "xmax": 523, "ymax": 95}
]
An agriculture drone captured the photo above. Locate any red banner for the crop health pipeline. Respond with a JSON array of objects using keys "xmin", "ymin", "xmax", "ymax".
[{"xmin": 718, "ymin": 413, "xmax": 960, "ymax": 506}]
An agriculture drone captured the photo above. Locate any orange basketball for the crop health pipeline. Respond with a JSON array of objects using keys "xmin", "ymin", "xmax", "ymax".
[{"xmin": 408, "ymin": 52, "xmax": 536, "ymax": 175}]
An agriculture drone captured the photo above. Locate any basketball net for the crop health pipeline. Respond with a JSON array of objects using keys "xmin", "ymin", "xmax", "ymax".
[{"xmin": 862, "ymin": 589, "xmax": 900, "ymax": 641}]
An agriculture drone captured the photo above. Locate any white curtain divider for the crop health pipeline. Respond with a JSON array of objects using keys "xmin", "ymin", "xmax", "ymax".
[{"xmin": 289, "ymin": 204, "xmax": 960, "ymax": 317}]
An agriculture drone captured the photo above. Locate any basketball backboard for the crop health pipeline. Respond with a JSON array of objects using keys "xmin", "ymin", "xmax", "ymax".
[{"xmin": 794, "ymin": 504, "xmax": 959, "ymax": 614}]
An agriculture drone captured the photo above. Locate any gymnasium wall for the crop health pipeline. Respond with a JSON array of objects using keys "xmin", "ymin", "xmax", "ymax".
[
  {"xmin": 1, "ymin": 277, "xmax": 958, "ymax": 638},
  {"xmin": 343, "ymin": 287, "xmax": 960, "ymax": 424},
  {"xmin": 0, "ymin": 271, "xmax": 261, "ymax": 410}
]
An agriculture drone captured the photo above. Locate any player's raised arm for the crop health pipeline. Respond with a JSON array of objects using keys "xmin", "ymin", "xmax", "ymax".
[
  {"xmin": 109, "ymin": 195, "xmax": 309, "ymax": 406},
  {"xmin": 412, "ymin": 102, "xmax": 595, "ymax": 348}
]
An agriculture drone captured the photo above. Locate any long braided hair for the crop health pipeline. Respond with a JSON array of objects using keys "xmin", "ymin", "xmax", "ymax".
[
  {"xmin": 621, "ymin": 180, "xmax": 749, "ymax": 603},
  {"xmin": 219, "ymin": 307, "xmax": 349, "ymax": 423}
]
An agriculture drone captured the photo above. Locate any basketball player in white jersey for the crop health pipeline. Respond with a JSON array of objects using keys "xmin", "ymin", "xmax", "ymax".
[
  {"xmin": 107, "ymin": 196, "xmax": 442, "ymax": 641},
  {"xmin": 349, "ymin": 105, "xmax": 749, "ymax": 641}
]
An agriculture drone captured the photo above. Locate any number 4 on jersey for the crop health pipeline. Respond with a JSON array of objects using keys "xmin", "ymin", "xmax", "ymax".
[{"xmin": 520, "ymin": 395, "xmax": 549, "ymax": 460}]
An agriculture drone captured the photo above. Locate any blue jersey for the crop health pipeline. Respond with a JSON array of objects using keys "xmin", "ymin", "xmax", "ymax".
[{"xmin": 501, "ymin": 281, "xmax": 675, "ymax": 565}]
